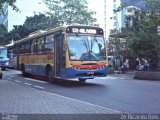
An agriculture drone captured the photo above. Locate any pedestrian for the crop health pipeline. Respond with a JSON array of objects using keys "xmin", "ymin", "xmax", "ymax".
[
  {"xmin": 121, "ymin": 59, "xmax": 129, "ymax": 73},
  {"xmin": 124, "ymin": 59, "xmax": 129, "ymax": 69},
  {"xmin": 143, "ymin": 59, "xmax": 149, "ymax": 71},
  {"xmin": 135, "ymin": 58, "xmax": 140, "ymax": 70}
]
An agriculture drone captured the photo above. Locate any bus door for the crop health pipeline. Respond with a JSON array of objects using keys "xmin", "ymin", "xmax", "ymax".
[{"xmin": 54, "ymin": 32, "xmax": 64, "ymax": 77}]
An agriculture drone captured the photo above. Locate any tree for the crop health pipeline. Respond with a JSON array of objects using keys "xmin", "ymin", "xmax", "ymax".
[
  {"xmin": 0, "ymin": 0, "xmax": 18, "ymax": 12},
  {"xmin": 124, "ymin": 0, "xmax": 160, "ymax": 69},
  {"xmin": 5, "ymin": 13, "xmax": 61, "ymax": 42},
  {"xmin": 8, "ymin": 25, "xmax": 32, "ymax": 41},
  {"xmin": 145, "ymin": 0, "xmax": 160, "ymax": 13},
  {"xmin": 43, "ymin": 0, "xmax": 97, "ymax": 25},
  {"xmin": 0, "ymin": 24, "xmax": 8, "ymax": 45},
  {"xmin": 24, "ymin": 13, "xmax": 59, "ymax": 31}
]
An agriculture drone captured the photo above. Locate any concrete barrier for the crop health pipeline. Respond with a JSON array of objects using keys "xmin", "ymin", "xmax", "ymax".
[{"xmin": 134, "ymin": 71, "xmax": 160, "ymax": 80}]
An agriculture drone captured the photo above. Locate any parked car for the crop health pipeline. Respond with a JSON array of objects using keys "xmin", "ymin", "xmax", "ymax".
[{"xmin": 0, "ymin": 67, "xmax": 2, "ymax": 79}]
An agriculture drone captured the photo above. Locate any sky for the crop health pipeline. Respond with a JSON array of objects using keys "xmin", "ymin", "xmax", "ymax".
[{"xmin": 8, "ymin": 0, "xmax": 107, "ymax": 31}]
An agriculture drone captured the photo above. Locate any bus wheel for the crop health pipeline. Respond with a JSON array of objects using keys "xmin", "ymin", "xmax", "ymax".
[
  {"xmin": 48, "ymin": 70, "xmax": 53, "ymax": 82},
  {"xmin": 2, "ymin": 68, "xmax": 5, "ymax": 71},
  {"xmin": 46, "ymin": 69, "xmax": 56, "ymax": 83},
  {"xmin": 78, "ymin": 78, "xmax": 86, "ymax": 83}
]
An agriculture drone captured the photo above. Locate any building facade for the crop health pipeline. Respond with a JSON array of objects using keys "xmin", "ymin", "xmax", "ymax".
[
  {"xmin": 104, "ymin": 0, "xmax": 145, "ymax": 40},
  {"xmin": 0, "ymin": 3, "xmax": 8, "ymax": 29},
  {"xmin": 121, "ymin": 0, "xmax": 145, "ymax": 28},
  {"xmin": 104, "ymin": 0, "xmax": 121, "ymax": 40}
]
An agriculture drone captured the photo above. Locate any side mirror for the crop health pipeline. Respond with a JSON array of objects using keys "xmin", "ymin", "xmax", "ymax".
[{"xmin": 69, "ymin": 48, "xmax": 76, "ymax": 56}]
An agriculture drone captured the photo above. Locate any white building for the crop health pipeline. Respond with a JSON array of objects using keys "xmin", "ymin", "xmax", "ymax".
[{"xmin": 104, "ymin": 0, "xmax": 121, "ymax": 40}]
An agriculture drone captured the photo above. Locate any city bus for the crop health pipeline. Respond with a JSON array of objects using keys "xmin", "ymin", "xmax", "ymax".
[
  {"xmin": 12, "ymin": 25, "xmax": 108, "ymax": 82},
  {"xmin": 0, "ymin": 46, "xmax": 10, "ymax": 70}
]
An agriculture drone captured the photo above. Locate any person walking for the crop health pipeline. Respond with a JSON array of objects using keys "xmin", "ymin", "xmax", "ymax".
[
  {"xmin": 121, "ymin": 59, "xmax": 129, "ymax": 73},
  {"xmin": 135, "ymin": 58, "xmax": 140, "ymax": 70},
  {"xmin": 143, "ymin": 59, "xmax": 149, "ymax": 71}
]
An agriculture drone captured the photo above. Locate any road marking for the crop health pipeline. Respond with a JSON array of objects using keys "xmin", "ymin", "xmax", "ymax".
[
  {"xmin": 25, "ymin": 78, "xmax": 48, "ymax": 84},
  {"xmin": 34, "ymin": 86, "xmax": 44, "ymax": 89},
  {"xmin": 14, "ymin": 80, "xmax": 20, "ymax": 83},
  {"xmin": 24, "ymin": 83, "xmax": 31, "ymax": 86}
]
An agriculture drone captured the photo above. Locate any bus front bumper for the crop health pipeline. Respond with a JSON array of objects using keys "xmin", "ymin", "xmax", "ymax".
[{"xmin": 62, "ymin": 67, "xmax": 108, "ymax": 79}]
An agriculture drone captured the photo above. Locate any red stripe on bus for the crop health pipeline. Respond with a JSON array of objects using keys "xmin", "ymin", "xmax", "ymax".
[
  {"xmin": 20, "ymin": 52, "xmax": 54, "ymax": 56},
  {"xmin": 72, "ymin": 64, "xmax": 106, "ymax": 70}
]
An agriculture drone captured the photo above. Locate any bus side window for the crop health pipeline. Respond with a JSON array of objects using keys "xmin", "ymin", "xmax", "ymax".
[
  {"xmin": 31, "ymin": 40, "xmax": 34, "ymax": 53},
  {"xmin": 25, "ymin": 41, "xmax": 31, "ymax": 53},
  {"xmin": 20, "ymin": 43, "xmax": 25, "ymax": 54},
  {"xmin": 45, "ymin": 34, "xmax": 54, "ymax": 52},
  {"xmin": 32, "ymin": 39, "xmax": 37, "ymax": 53},
  {"xmin": 37, "ymin": 37, "xmax": 45, "ymax": 53}
]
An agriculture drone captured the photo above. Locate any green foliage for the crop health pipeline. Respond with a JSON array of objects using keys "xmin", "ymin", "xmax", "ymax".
[
  {"xmin": 43, "ymin": 0, "xmax": 97, "ymax": 25},
  {"xmin": 111, "ymin": 0, "xmax": 160, "ymax": 69},
  {"xmin": 1, "ymin": 0, "xmax": 97, "ymax": 45},
  {"xmin": 144, "ymin": 0, "xmax": 160, "ymax": 13},
  {"xmin": 24, "ymin": 14, "xmax": 59, "ymax": 31},
  {"xmin": 1, "ymin": 13, "xmax": 61, "ymax": 44},
  {"xmin": 124, "ymin": 1, "xmax": 160, "ymax": 69},
  {"xmin": 8, "ymin": 25, "xmax": 32, "ymax": 41},
  {"xmin": 0, "ymin": 24, "xmax": 8, "ymax": 45}
]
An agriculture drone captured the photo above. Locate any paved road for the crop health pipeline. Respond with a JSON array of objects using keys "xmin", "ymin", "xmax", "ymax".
[
  {"xmin": 0, "ymin": 69, "xmax": 121, "ymax": 120},
  {"xmin": 2, "ymin": 69, "xmax": 160, "ymax": 114}
]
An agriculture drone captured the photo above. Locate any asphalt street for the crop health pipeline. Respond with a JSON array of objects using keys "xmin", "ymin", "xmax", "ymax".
[{"xmin": 2, "ymin": 69, "xmax": 160, "ymax": 114}]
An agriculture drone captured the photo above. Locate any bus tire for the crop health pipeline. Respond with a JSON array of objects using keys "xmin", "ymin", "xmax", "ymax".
[
  {"xmin": 46, "ymin": 66, "xmax": 56, "ymax": 83},
  {"xmin": 2, "ymin": 68, "xmax": 5, "ymax": 71},
  {"xmin": 0, "ymin": 74, "xmax": 2, "ymax": 79},
  {"xmin": 78, "ymin": 78, "xmax": 86, "ymax": 83}
]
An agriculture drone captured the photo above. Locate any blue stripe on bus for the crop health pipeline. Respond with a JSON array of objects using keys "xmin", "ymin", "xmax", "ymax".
[
  {"xmin": 23, "ymin": 64, "xmax": 108, "ymax": 79},
  {"xmin": 0, "ymin": 61, "xmax": 8, "ymax": 64},
  {"xmin": 24, "ymin": 64, "xmax": 53, "ymax": 76},
  {"xmin": 61, "ymin": 67, "xmax": 108, "ymax": 79}
]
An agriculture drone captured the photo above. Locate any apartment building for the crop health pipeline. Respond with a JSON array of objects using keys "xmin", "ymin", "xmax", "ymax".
[
  {"xmin": 104, "ymin": 0, "xmax": 121, "ymax": 40},
  {"xmin": 104, "ymin": 0, "xmax": 145, "ymax": 40}
]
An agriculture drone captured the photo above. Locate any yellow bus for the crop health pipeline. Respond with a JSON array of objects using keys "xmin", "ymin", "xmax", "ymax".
[{"xmin": 12, "ymin": 25, "xmax": 108, "ymax": 82}]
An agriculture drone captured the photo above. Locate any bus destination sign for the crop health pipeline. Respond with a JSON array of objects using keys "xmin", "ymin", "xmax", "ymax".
[{"xmin": 72, "ymin": 28, "xmax": 97, "ymax": 34}]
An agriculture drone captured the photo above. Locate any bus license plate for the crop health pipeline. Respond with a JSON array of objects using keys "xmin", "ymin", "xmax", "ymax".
[{"xmin": 87, "ymin": 72, "xmax": 94, "ymax": 75}]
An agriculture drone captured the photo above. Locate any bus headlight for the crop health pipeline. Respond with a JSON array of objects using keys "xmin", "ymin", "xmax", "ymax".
[{"xmin": 5, "ymin": 62, "xmax": 9, "ymax": 65}]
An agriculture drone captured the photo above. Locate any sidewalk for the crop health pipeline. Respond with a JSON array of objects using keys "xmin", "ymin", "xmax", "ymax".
[
  {"xmin": 109, "ymin": 70, "xmax": 135, "ymax": 80},
  {"xmin": 0, "ymin": 80, "xmax": 120, "ymax": 120}
]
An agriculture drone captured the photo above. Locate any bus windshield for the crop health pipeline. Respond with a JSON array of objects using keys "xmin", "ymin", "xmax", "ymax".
[
  {"xmin": 0, "ymin": 49, "xmax": 7, "ymax": 58},
  {"xmin": 67, "ymin": 35, "xmax": 106, "ymax": 61}
]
